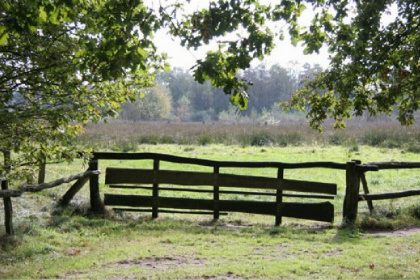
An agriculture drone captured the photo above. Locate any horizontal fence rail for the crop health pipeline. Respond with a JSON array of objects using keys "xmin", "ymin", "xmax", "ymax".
[
  {"xmin": 366, "ymin": 161, "xmax": 420, "ymax": 170},
  {"xmin": 93, "ymin": 152, "xmax": 351, "ymax": 170},
  {"xmin": 359, "ymin": 190, "xmax": 420, "ymax": 201}
]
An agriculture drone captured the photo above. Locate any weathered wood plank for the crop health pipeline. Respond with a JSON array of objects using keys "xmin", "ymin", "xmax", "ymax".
[
  {"xmin": 280, "ymin": 179, "xmax": 337, "ymax": 195},
  {"xmin": 105, "ymin": 168, "xmax": 337, "ymax": 194},
  {"xmin": 104, "ymin": 194, "xmax": 334, "ymax": 222},
  {"xmin": 282, "ymin": 201, "xmax": 334, "ymax": 223}
]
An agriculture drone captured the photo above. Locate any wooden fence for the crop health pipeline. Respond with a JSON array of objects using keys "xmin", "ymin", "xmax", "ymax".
[
  {"xmin": 1, "ymin": 152, "xmax": 419, "ymax": 235},
  {"xmin": 92, "ymin": 152, "xmax": 355, "ymax": 225}
]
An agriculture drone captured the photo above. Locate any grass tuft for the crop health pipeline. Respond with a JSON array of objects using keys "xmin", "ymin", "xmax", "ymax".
[{"xmin": 358, "ymin": 204, "xmax": 420, "ymax": 230}]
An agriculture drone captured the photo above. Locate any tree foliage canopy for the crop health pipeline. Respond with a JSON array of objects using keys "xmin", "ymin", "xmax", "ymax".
[
  {"xmin": 1, "ymin": 0, "xmax": 166, "ymax": 179},
  {"xmin": 1, "ymin": 0, "xmax": 419, "ymax": 180},
  {"xmin": 167, "ymin": 0, "xmax": 420, "ymax": 130},
  {"xmin": 286, "ymin": 0, "xmax": 420, "ymax": 130}
]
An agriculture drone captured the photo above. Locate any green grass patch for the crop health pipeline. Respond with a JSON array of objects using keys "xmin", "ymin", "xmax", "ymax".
[
  {"xmin": 1, "ymin": 212, "xmax": 419, "ymax": 279},
  {"xmin": 1, "ymin": 143, "xmax": 419, "ymax": 279}
]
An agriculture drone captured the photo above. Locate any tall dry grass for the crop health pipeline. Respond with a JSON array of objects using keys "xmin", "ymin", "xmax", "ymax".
[{"xmin": 78, "ymin": 119, "xmax": 420, "ymax": 152}]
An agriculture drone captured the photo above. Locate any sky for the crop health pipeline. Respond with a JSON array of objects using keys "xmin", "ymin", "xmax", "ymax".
[
  {"xmin": 153, "ymin": 1, "xmax": 331, "ymax": 71},
  {"xmin": 153, "ymin": 0, "xmax": 398, "ymax": 72},
  {"xmin": 155, "ymin": 30, "xmax": 331, "ymax": 71}
]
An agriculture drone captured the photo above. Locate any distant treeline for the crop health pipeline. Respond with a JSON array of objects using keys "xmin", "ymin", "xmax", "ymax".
[{"xmin": 118, "ymin": 63, "xmax": 323, "ymax": 122}]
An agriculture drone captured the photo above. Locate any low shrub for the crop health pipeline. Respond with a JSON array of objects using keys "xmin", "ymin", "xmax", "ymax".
[{"xmin": 249, "ymin": 132, "xmax": 274, "ymax": 146}]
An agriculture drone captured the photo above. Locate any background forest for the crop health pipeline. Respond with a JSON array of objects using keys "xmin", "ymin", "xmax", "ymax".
[{"xmin": 118, "ymin": 63, "xmax": 323, "ymax": 123}]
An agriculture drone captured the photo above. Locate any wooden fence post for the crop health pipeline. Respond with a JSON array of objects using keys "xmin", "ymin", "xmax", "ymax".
[
  {"xmin": 89, "ymin": 159, "xmax": 103, "ymax": 214},
  {"xmin": 213, "ymin": 166, "xmax": 220, "ymax": 220},
  {"xmin": 275, "ymin": 168, "xmax": 284, "ymax": 226},
  {"xmin": 2, "ymin": 150, "xmax": 14, "ymax": 235},
  {"xmin": 38, "ymin": 154, "xmax": 46, "ymax": 185},
  {"xmin": 152, "ymin": 159, "xmax": 160, "ymax": 218},
  {"xmin": 343, "ymin": 161, "xmax": 360, "ymax": 225},
  {"xmin": 2, "ymin": 180, "xmax": 14, "ymax": 235}
]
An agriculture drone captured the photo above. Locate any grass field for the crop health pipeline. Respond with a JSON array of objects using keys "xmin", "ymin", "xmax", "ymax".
[{"xmin": 1, "ymin": 121, "xmax": 420, "ymax": 279}]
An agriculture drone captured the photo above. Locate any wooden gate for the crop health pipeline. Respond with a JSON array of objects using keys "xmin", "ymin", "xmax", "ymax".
[{"xmin": 99, "ymin": 153, "xmax": 338, "ymax": 225}]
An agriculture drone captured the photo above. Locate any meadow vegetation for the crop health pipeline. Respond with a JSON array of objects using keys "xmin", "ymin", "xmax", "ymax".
[
  {"xmin": 1, "ymin": 120, "xmax": 420, "ymax": 279},
  {"xmin": 81, "ymin": 119, "xmax": 420, "ymax": 153}
]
